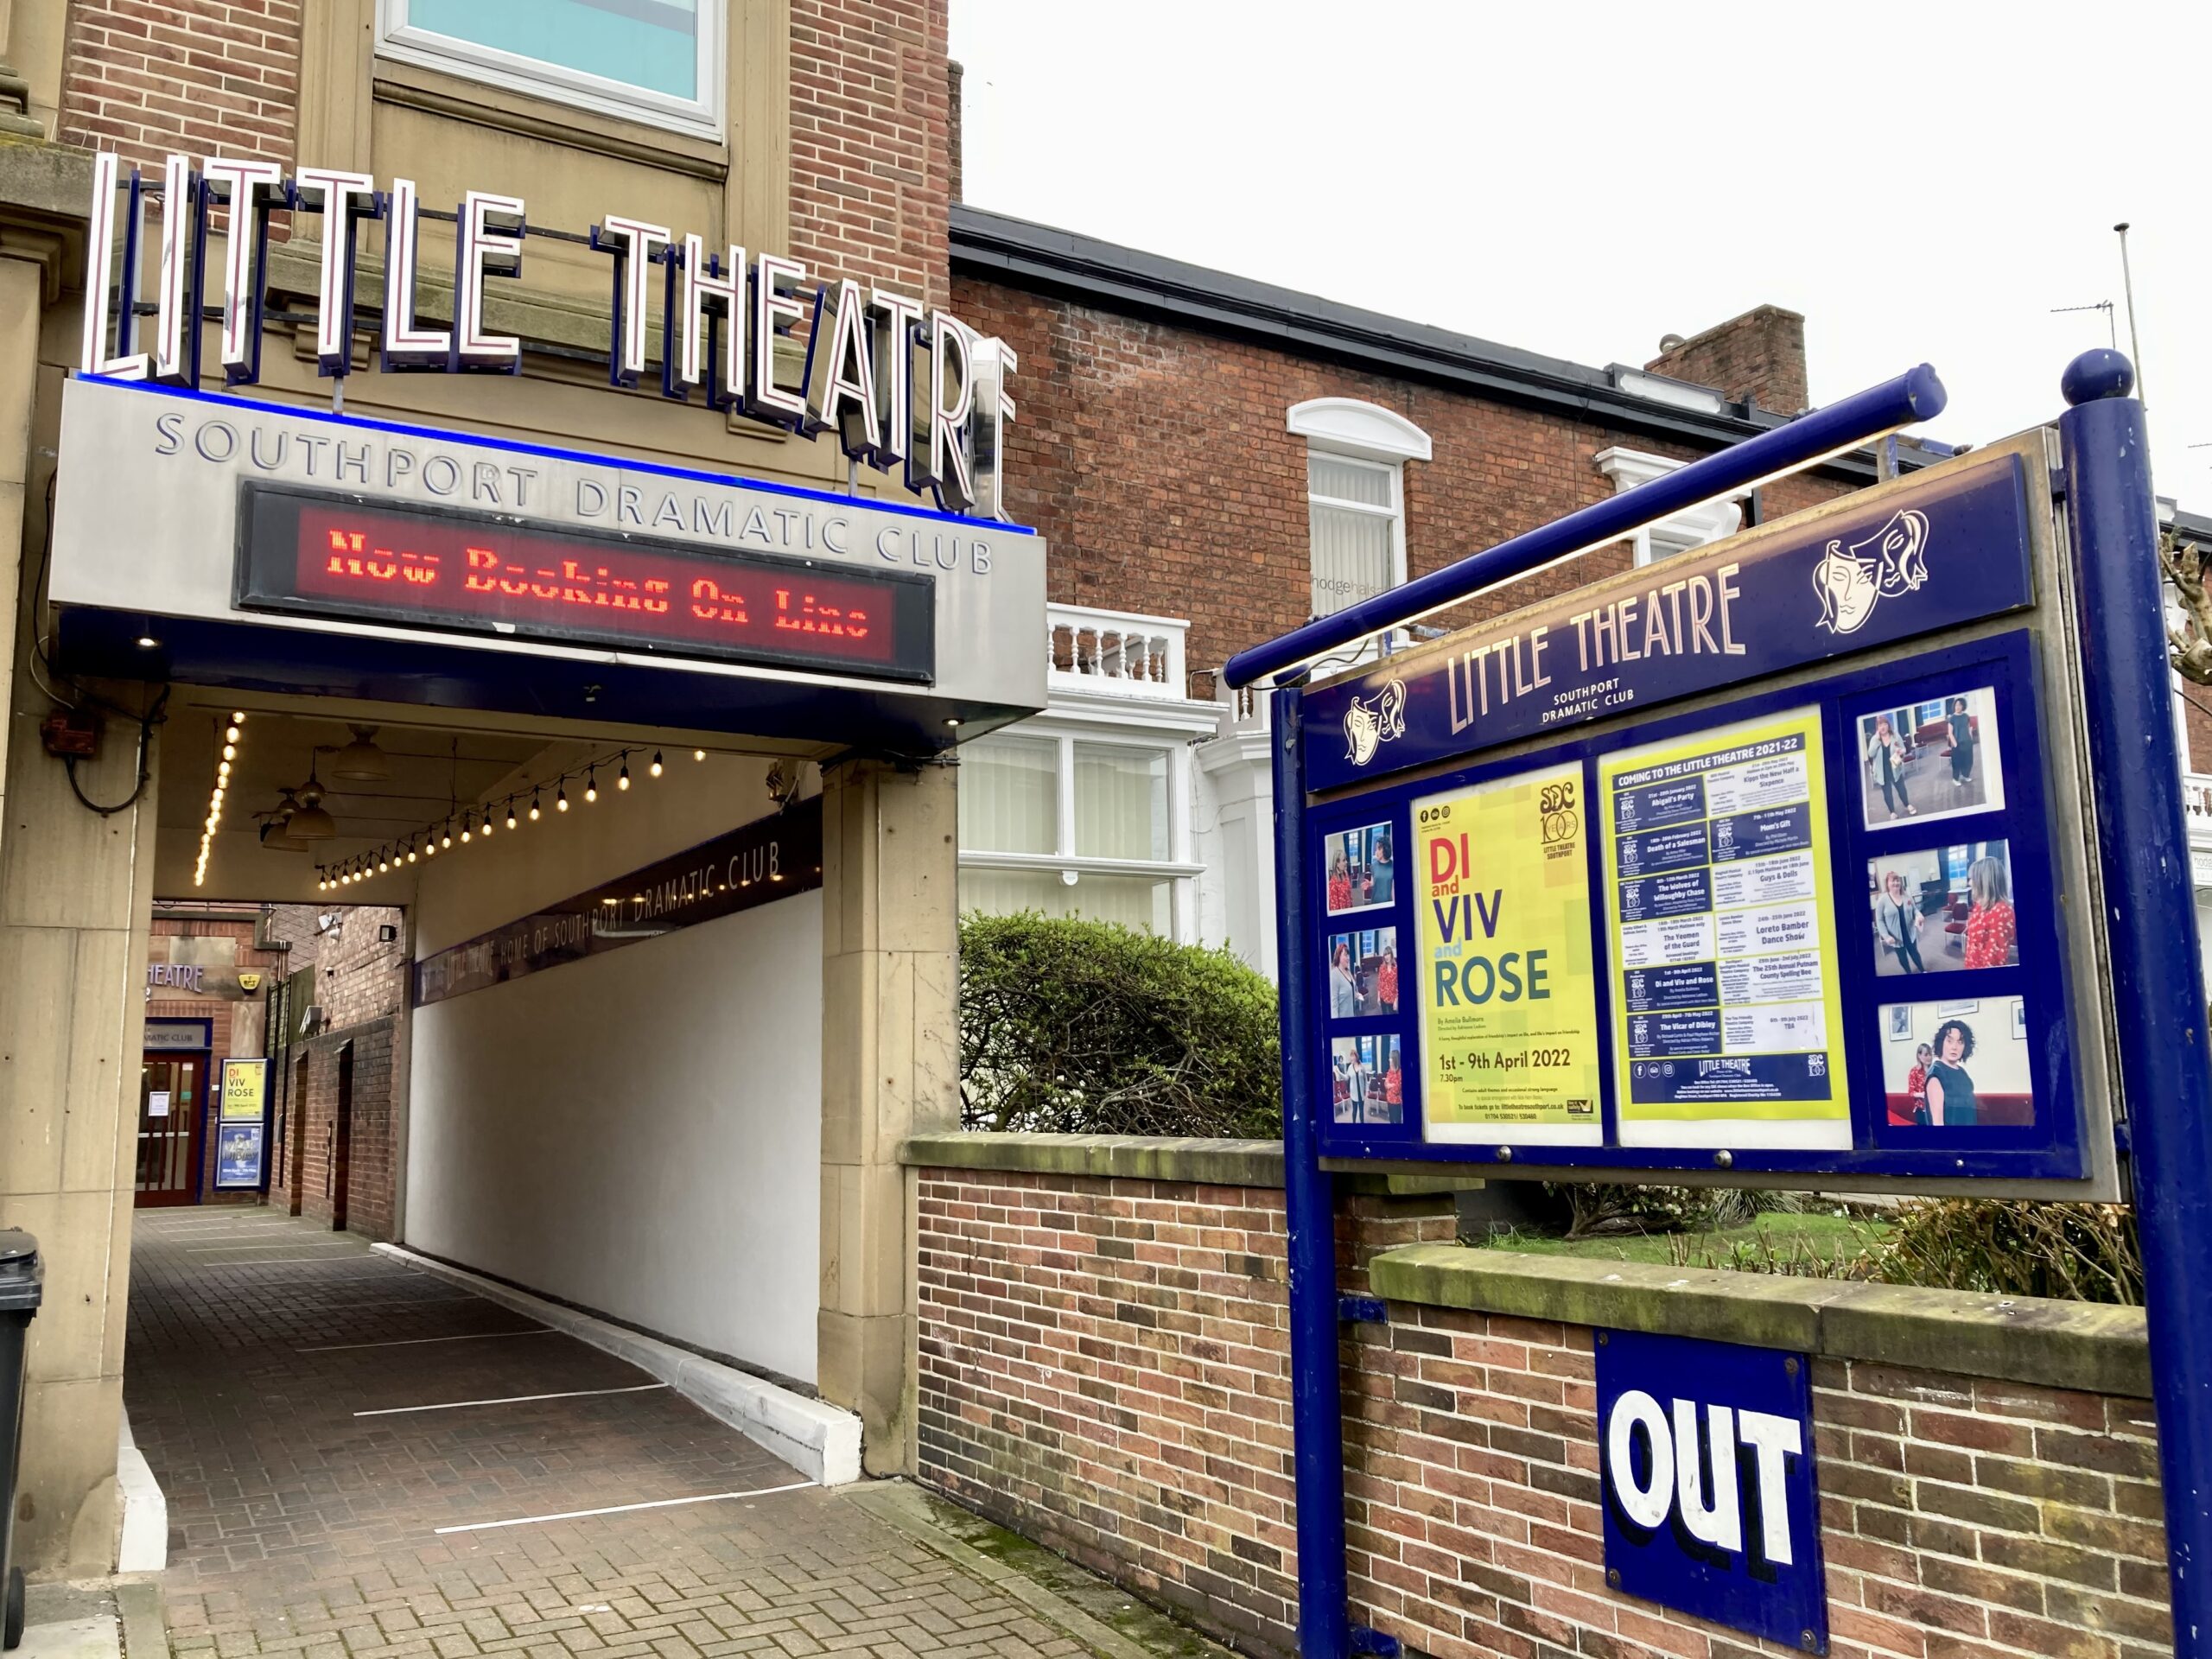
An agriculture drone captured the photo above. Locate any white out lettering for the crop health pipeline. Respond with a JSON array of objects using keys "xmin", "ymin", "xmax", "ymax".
[{"xmin": 1605, "ymin": 1389, "xmax": 1802, "ymax": 1566}]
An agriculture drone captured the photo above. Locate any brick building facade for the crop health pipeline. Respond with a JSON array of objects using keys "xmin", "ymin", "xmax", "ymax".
[{"xmin": 942, "ymin": 202, "xmax": 1915, "ymax": 966}]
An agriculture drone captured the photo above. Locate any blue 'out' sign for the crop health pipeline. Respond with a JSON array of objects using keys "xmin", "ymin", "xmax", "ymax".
[{"xmin": 1595, "ymin": 1329, "xmax": 1827, "ymax": 1652}]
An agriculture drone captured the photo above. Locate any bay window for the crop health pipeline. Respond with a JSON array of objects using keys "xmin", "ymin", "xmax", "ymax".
[{"xmin": 958, "ymin": 732, "xmax": 1196, "ymax": 937}]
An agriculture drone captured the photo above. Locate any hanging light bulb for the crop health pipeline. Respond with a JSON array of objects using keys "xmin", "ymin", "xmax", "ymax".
[
  {"xmin": 441, "ymin": 821, "xmax": 453, "ymax": 849},
  {"xmin": 480, "ymin": 810, "xmax": 493, "ymax": 839},
  {"xmin": 585, "ymin": 768, "xmax": 598, "ymax": 803},
  {"xmin": 460, "ymin": 811, "xmax": 474, "ymax": 843},
  {"xmin": 378, "ymin": 851, "xmax": 390, "ymax": 872},
  {"xmin": 423, "ymin": 836, "xmax": 436, "ymax": 858},
  {"xmin": 650, "ymin": 751, "xmax": 664, "ymax": 778},
  {"xmin": 556, "ymin": 781, "xmax": 569, "ymax": 812},
  {"xmin": 406, "ymin": 841, "xmax": 417, "ymax": 863},
  {"xmin": 505, "ymin": 799, "xmax": 518, "ymax": 830},
  {"xmin": 618, "ymin": 756, "xmax": 632, "ymax": 791},
  {"xmin": 694, "ymin": 748, "xmax": 706, "ymax": 761},
  {"xmin": 225, "ymin": 724, "xmax": 240, "ymax": 743},
  {"xmin": 529, "ymin": 790, "xmax": 542, "ymax": 822}
]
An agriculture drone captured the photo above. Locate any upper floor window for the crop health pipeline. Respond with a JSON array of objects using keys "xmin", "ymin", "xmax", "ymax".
[
  {"xmin": 1593, "ymin": 446, "xmax": 1745, "ymax": 567},
  {"xmin": 377, "ymin": 0, "xmax": 726, "ymax": 139},
  {"xmin": 1289, "ymin": 398, "xmax": 1431, "ymax": 620}
]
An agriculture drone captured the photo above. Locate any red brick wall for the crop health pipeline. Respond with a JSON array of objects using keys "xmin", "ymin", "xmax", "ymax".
[
  {"xmin": 280, "ymin": 1020, "xmax": 396, "ymax": 1240},
  {"xmin": 264, "ymin": 906, "xmax": 407, "ymax": 1239},
  {"xmin": 914, "ymin": 1163, "xmax": 2172, "ymax": 1659},
  {"xmin": 790, "ymin": 0, "xmax": 952, "ymax": 313},
  {"xmin": 1646, "ymin": 305, "xmax": 1811, "ymax": 416},
  {"xmin": 950, "ymin": 280, "xmax": 1850, "ymax": 694},
  {"xmin": 60, "ymin": 0, "xmax": 302, "ymax": 172},
  {"xmin": 916, "ymin": 1166, "xmax": 1455, "ymax": 1648}
]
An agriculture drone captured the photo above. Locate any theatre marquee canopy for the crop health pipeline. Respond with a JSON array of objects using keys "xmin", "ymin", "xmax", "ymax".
[{"xmin": 47, "ymin": 376, "xmax": 1046, "ymax": 749}]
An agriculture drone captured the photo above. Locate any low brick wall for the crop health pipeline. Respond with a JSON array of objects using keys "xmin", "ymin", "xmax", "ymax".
[{"xmin": 906, "ymin": 1135, "xmax": 2171, "ymax": 1659}]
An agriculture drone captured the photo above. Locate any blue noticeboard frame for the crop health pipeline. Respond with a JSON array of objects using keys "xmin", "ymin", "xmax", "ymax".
[
  {"xmin": 1303, "ymin": 626, "xmax": 2086, "ymax": 1185},
  {"xmin": 1596, "ymin": 1329, "xmax": 1827, "ymax": 1653}
]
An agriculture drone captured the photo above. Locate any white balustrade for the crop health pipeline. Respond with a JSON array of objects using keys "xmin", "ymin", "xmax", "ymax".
[{"xmin": 1046, "ymin": 603, "xmax": 1188, "ymax": 702}]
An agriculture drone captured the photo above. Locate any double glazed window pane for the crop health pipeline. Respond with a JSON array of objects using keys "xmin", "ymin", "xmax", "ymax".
[
  {"xmin": 957, "ymin": 869, "xmax": 1172, "ymax": 934},
  {"xmin": 958, "ymin": 736, "xmax": 1057, "ymax": 855},
  {"xmin": 1308, "ymin": 455, "xmax": 1395, "ymax": 618},
  {"xmin": 410, "ymin": 0, "xmax": 702, "ymax": 99},
  {"xmin": 1074, "ymin": 745, "xmax": 1168, "ymax": 861}
]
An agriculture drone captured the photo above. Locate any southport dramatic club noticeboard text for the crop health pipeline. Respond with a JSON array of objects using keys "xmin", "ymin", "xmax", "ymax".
[{"xmin": 1299, "ymin": 431, "xmax": 2121, "ymax": 1197}]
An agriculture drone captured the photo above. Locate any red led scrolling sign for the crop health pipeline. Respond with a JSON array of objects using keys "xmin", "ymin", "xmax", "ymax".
[{"xmin": 232, "ymin": 485, "xmax": 936, "ymax": 682}]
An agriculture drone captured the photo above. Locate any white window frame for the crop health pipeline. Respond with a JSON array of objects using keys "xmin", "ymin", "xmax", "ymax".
[
  {"xmin": 375, "ymin": 0, "xmax": 727, "ymax": 142},
  {"xmin": 1289, "ymin": 398, "xmax": 1431, "ymax": 671},
  {"xmin": 1594, "ymin": 446, "xmax": 1745, "ymax": 568},
  {"xmin": 958, "ymin": 723, "xmax": 1208, "ymax": 944}
]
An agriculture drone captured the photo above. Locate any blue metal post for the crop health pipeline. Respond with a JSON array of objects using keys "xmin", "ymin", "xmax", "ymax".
[
  {"xmin": 1225, "ymin": 365, "xmax": 1948, "ymax": 690},
  {"xmin": 2059, "ymin": 347, "xmax": 2212, "ymax": 1657},
  {"xmin": 1272, "ymin": 683, "xmax": 1351, "ymax": 1658}
]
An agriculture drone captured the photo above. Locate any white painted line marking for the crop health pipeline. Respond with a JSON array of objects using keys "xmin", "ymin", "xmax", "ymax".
[
  {"xmin": 191, "ymin": 1243, "xmax": 359, "ymax": 1252},
  {"xmin": 356, "ymin": 1382, "xmax": 668, "ymax": 1418},
  {"xmin": 433, "ymin": 1480, "xmax": 816, "ymax": 1535},
  {"xmin": 298, "ymin": 1326, "xmax": 553, "ymax": 1353},
  {"xmin": 205, "ymin": 1255, "xmax": 376, "ymax": 1267}
]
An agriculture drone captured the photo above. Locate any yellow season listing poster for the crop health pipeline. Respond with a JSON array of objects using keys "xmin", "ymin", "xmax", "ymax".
[
  {"xmin": 1412, "ymin": 760, "xmax": 1603, "ymax": 1144},
  {"xmin": 1597, "ymin": 705, "xmax": 1852, "ymax": 1149}
]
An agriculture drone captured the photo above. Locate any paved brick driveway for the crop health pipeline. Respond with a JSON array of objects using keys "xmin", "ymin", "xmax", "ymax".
[{"xmin": 126, "ymin": 1208, "xmax": 1208, "ymax": 1659}]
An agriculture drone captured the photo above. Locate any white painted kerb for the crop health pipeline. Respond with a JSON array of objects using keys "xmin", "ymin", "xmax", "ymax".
[
  {"xmin": 372, "ymin": 1243, "xmax": 861, "ymax": 1485},
  {"xmin": 115, "ymin": 1409, "xmax": 167, "ymax": 1573}
]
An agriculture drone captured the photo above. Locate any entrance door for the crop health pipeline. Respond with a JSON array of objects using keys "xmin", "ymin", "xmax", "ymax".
[
  {"xmin": 331, "ymin": 1046, "xmax": 353, "ymax": 1231},
  {"xmin": 137, "ymin": 1055, "xmax": 206, "ymax": 1205}
]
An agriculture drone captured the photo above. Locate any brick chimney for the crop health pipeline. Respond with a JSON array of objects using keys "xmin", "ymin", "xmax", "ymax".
[
  {"xmin": 947, "ymin": 59, "xmax": 963, "ymax": 204},
  {"xmin": 1644, "ymin": 305, "xmax": 1808, "ymax": 416}
]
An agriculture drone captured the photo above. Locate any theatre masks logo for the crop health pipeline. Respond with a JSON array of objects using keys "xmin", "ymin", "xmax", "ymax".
[
  {"xmin": 1813, "ymin": 507, "xmax": 1930, "ymax": 635},
  {"xmin": 1343, "ymin": 679, "xmax": 1408, "ymax": 767}
]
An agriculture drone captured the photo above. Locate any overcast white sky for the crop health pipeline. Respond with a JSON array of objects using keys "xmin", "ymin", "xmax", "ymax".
[{"xmin": 950, "ymin": 2, "xmax": 2209, "ymax": 508}]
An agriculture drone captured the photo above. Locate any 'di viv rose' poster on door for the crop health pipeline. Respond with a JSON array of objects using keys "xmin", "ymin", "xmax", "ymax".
[{"xmin": 1412, "ymin": 760, "xmax": 1604, "ymax": 1144}]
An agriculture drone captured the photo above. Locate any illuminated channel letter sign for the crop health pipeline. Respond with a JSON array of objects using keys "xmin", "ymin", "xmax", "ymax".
[
  {"xmin": 1596, "ymin": 1330, "xmax": 1826, "ymax": 1652},
  {"xmin": 235, "ymin": 486, "xmax": 935, "ymax": 682},
  {"xmin": 1298, "ymin": 437, "xmax": 2123, "ymax": 1198}
]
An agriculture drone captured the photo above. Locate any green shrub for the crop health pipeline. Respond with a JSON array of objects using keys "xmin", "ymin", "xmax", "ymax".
[
  {"xmin": 958, "ymin": 912, "xmax": 1281, "ymax": 1136},
  {"xmin": 1662, "ymin": 1198, "xmax": 2143, "ymax": 1304},
  {"xmin": 1870, "ymin": 1199, "xmax": 2142, "ymax": 1304}
]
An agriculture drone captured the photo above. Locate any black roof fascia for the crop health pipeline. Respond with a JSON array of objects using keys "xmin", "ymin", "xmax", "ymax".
[{"xmin": 950, "ymin": 205, "xmax": 1899, "ymax": 485}]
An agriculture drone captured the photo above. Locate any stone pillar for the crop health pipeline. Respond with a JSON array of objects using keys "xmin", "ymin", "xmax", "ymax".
[
  {"xmin": 0, "ymin": 242, "xmax": 164, "ymax": 1572},
  {"xmin": 817, "ymin": 756, "xmax": 958, "ymax": 1474},
  {"xmin": 0, "ymin": 0, "xmax": 62, "ymax": 139}
]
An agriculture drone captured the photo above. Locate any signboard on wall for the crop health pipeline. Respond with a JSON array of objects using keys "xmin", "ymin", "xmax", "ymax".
[
  {"xmin": 1596, "ymin": 1329, "xmax": 1826, "ymax": 1652},
  {"xmin": 1297, "ymin": 435, "xmax": 2120, "ymax": 1198},
  {"xmin": 214, "ymin": 1122, "xmax": 264, "ymax": 1189},
  {"xmin": 414, "ymin": 798, "xmax": 823, "ymax": 1007}
]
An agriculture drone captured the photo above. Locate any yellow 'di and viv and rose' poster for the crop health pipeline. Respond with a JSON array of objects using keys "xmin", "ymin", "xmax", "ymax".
[{"xmin": 1412, "ymin": 760, "xmax": 1604, "ymax": 1144}]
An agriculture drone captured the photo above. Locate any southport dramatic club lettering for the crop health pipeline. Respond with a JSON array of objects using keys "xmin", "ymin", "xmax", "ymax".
[{"xmin": 78, "ymin": 154, "xmax": 1020, "ymax": 522}]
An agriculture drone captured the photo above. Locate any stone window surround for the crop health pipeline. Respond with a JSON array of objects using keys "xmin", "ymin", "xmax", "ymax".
[{"xmin": 1595, "ymin": 443, "xmax": 1747, "ymax": 568}]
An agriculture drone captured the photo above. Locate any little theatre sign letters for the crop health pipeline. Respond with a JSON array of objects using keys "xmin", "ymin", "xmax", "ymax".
[{"xmin": 77, "ymin": 153, "xmax": 1021, "ymax": 523}]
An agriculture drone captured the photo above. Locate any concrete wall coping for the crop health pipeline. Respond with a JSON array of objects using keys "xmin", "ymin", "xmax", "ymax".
[
  {"xmin": 1370, "ymin": 1243, "xmax": 2152, "ymax": 1399},
  {"xmin": 900, "ymin": 1133, "xmax": 1481, "ymax": 1198}
]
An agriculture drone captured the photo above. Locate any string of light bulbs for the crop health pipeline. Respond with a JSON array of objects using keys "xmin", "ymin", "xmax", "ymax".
[
  {"xmin": 315, "ymin": 744, "xmax": 707, "ymax": 893},
  {"xmin": 194, "ymin": 711, "xmax": 246, "ymax": 887}
]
